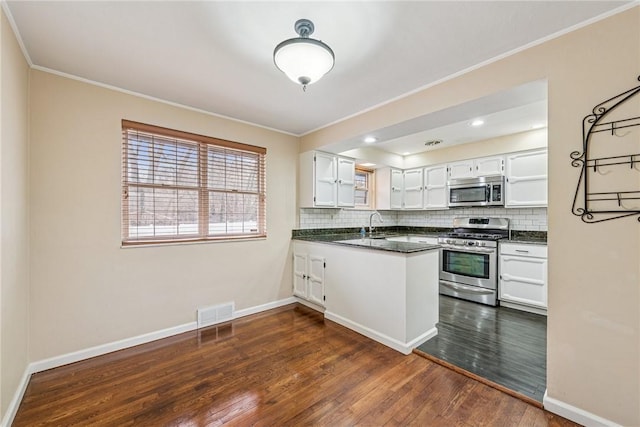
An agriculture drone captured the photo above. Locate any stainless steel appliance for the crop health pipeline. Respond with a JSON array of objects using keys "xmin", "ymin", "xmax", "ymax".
[
  {"xmin": 438, "ymin": 217, "xmax": 509, "ymax": 306},
  {"xmin": 448, "ymin": 175, "xmax": 504, "ymax": 208}
]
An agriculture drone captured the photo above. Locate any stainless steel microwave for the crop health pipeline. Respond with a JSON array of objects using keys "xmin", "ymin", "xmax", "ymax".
[{"xmin": 448, "ymin": 175, "xmax": 504, "ymax": 207}]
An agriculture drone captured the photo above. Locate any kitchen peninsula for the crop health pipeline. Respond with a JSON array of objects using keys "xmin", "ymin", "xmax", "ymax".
[{"xmin": 292, "ymin": 231, "xmax": 441, "ymax": 354}]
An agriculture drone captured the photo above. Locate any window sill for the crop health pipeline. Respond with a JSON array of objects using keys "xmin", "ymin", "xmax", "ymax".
[{"xmin": 121, "ymin": 235, "xmax": 267, "ymax": 249}]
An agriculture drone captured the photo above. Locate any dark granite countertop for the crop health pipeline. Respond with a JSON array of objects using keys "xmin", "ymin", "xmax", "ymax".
[
  {"xmin": 291, "ymin": 227, "xmax": 546, "ymax": 251},
  {"xmin": 292, "ymin": 229, "xmax": 441, "ymax": 254},
  {"xmin": 507, "ymin": 230, "xmax": 547, "ymax": 244}
]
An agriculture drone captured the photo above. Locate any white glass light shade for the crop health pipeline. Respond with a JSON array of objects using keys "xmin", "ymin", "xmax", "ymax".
[{"xmin": 274, "ymin": 38, "xmax": 335, "ymax": 86}]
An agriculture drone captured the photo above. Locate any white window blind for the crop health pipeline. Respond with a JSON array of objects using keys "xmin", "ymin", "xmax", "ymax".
[{"xmin": 122, "ymin": 120, "xmax": 266, "ymax": 245}]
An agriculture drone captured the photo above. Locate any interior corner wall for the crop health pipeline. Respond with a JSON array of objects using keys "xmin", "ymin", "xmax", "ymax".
[
  {"xmin": 301, "ymin": 6, "xmax": 640, "ymax": 426},
  {"xmin": 0, "ymin": 7, "xmax": 30, "ymax": 420},
  {"xmin": 28, "ymin": 70, "xmax": 299, "ymax": 362}
]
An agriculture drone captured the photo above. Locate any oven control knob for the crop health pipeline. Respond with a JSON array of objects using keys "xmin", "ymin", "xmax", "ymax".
[{"xmin": 467, "ymin": 241, "xmax": 475, "ymax": 246}]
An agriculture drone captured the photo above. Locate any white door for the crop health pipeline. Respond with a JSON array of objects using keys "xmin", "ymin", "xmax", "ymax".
[
  {"xmin": 314, "ymin": 152, "xmax": 337, "ymax": 207},
  {"xmin": 499, "ymin": 255, "xmax": 548, "ymax": 308},
  {"xmin": 390, "ymin": 169, "xmax": 404, "ymax": 209},
  {"xmin": 448, "ymin": 160, "xmax": 474, "ymax": 179},
  {"xmin": 505, "ymin": 150, "xmax": 548, "ymax": 207},
  {"xmin": 424, "ymin": 165, "xmax": 448, "ymax": 209},
  {"xmin": 307, "ymin": 255, "xmax": 325, "ymax": 306},
  {"xmin": 403, "ymin": 169, "xmax": 423, "ymax": 209},
  {"xmin": 475, "ymin": 156, "xmax": 504, "ymax": 176},
  {"xmin": 336, "ymin": 157, "xmax": 355, "ymax": 207},
  {"xmin": 293, "ymin": 252, "xmax": 308, "ymax": 298}
]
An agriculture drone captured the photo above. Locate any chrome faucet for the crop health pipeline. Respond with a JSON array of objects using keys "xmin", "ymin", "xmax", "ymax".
[{"xmin": 369, "ymin": 211, "xmax": 383, "ymax": 235}]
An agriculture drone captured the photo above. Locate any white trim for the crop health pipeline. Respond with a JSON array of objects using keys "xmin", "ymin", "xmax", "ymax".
[
  {"xmin": 543, "ymin": 390, "xmax": 623, "ymax": 427},
  {"xmin": 0, "ymin": 367, "xmax": 31, "ymax": 427},
  {"xmin": 1, "ymin": 297, "xmax": 296, "ymax": 427},
  {"xmin": 324, "ymin": 310, "xmax": 437, "ymax": 355},
  {"xmin": 30, "ymin": 65, "xmax": 297, "ymax": 137},
  {"xmin": 300, "ymin": 2, "xmax": 639, "ymax": 137},
  {"xmin": 0, "ymin": 1, "xmax": 34, "ymax": 66},
  {"xmin": 293, "ymin": 296, "xmax": 325, "ymax": 313},
  {"xmin": 29, "ymin": 321, "xmax": 198, "ymax": 374},
  {"xmin": 233, "ymin": 297, "xmax": 297, "ymax": 319}
]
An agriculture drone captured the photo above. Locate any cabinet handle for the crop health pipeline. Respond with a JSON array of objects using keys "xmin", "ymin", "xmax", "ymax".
[
  {"xmin": 302, "ymin": 274, "xmax": 307, "ymax": 279},
  {"xmin": 338, "ymin": 179, "xmax": 342, "ymax": 184},
  {"xmin": 515, "ymin": 249, "xmax": 529, "ymax": 253}
]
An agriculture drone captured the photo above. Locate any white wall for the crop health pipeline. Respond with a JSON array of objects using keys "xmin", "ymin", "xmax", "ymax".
[
  {"xmin": 28, "ymin": 70, "xmax": 299, "ymax": 361},
  {"xmin": 0, "ymin": 7, "xmax": 30, "ymax": 419}
]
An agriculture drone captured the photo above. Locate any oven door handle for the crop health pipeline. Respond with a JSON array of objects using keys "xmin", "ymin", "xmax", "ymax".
[
  {"xmin": 439, "ymin": 244, "xmax": 495, "ymax": 254},
  {"xmin": 440, "ymin": 280, "xmax": 495, "ymax": 295}
]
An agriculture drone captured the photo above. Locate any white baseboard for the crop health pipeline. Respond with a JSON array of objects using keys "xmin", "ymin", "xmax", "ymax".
[
  {"xmin": 1, "ymin": 296, "xmax": 296, "ymax": 427},
  {"xmin": 234, "ymin": 297, "xmax": 296, "ymax": 319},
  {"xmin": 293, "ymin": 296, "xmax": 325, "ymax": 313},
  {"xmin": 324, "ymin": 310, "xmax": 436, "ymax": 355},
  {"xmin": 0, "ymin": 367, "xmax": 31, "ymax": 427},
  {"xmin": 543, "ymin": 390, "xmax": 622, "ymax": 427}
]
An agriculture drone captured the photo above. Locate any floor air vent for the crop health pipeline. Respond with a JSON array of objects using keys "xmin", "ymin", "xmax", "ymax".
[{"xmin": 197, "ymin": 302, "xmax": 234, "ymax": 328}]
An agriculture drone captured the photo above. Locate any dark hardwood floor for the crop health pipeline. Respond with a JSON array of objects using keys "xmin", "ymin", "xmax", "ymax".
[
  {"xmin": 13, "ymin": 303, "xmax": 572, "ymax": 426},
  {"xmin": 417, "ymin": 295, "xmax": 547, "ymax": 403}
]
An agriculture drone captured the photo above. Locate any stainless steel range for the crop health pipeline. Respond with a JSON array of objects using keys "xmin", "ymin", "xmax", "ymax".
[{"xmin": 438, "ymin": 217, "xmax": 510, "ymax": 306}]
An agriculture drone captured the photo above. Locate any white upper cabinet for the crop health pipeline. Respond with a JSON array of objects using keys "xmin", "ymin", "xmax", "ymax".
[
  {"xmin": 475, "ymin": 156, "xmax": 505, "ymax": 176},
  {"xmin": 448, "ymin": 156, "xmax": 504, "ymax": 180},
  {"xmin": 299, "ymin": 151, "xmax": 355, "ymax": 208},
  {"xmin": 423, "ymin": 165, "xmax": 448, "ymax": 209},
  {"xmin": 375, "ymin": 167, "xmax": 404, "ymax": 210},
  {"xmin": 336, "ymin": 157, "xmax": 356, "ymax": 207},
  {"xmin": 403, "ymin": 168, "xmax": 424, "ymax": 209},
  {"xmin": 505, "ymin": 149, "xmax": 548, "ymax": 207},
  {"xmin": 447, "ymin": 159, "xmax": 475, "ymax": 179}
]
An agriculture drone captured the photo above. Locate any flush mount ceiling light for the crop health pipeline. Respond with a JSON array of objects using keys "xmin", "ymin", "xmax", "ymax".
[
  {"xmin": 364, "ymin": 136, "xmax": 377, "ymax": 144},
  {"xmin": 273, "ymin": 19, "xmax": 335, "ymax": 91},
  {"xmin": 471, "ymin": 119, "xmax": 485, "ymax": 127}
]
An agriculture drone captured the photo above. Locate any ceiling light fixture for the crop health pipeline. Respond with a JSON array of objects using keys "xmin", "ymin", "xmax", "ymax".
[
  {"xmin": 273, "ymin": 19, "xmax": 335, "ymax": 91},
  {"xmin": 364, "ymin": 136, "xmax": 377, "ymax": 144},
  {"xmin": 471, "ymin": 119, "xmax": 485, "ymax": 127}
]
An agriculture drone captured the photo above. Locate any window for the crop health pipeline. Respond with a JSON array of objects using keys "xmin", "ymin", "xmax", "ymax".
[
  {"xmin": 355, "ymin": 168, "xmax": 373, "ymax": 208},
  {"xmin": 121, "ymin": 120, "xmax": 266, "ymax": 245}
]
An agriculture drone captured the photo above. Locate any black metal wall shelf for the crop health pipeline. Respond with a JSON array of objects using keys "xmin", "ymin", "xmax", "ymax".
[{"xmin": 571, "ymin": 76, "xmax": 640, "ymax": 223}]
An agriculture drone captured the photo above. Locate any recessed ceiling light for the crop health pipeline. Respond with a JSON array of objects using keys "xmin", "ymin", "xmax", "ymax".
[
  {"xmin": 402, "ymin": 152, "xmax": 411, "ymax": 156},
  {"xmin": 364, "ymin": 136, "xmax": 377, "ymax": 144},
  {"xmin": 359, "ymin": 162, "xmax": 376, "ymax": 167},
  {"xmin": 471, "ymin": 119, "xmax": 484, "ymax": 127},
  {"xmin": 531, "ymin": 123, "xmax": 545, "ymax": 129}
]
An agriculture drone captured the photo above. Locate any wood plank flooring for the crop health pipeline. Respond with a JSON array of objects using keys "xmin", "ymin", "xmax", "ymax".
[
  {"xmin": 417, "ymin": 296, "xmax": 547, "ymax": 403},
  {"xmin": 13, "ymin": 303, "xmax": 574, "ymax": 426}
]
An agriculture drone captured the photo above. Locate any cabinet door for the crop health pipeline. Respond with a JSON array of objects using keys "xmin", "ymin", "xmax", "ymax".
[
  {"xmin": 505, "ymin": 150, "xmax": 547, "ymax": 207},
  {"xmin": 475, "ymin": 156, "xmax": 504, "ymax": 176},
  {"xmin": 424, "ymin": 165, "xmax": 448, "ymax": 209},
  {"xmin": 314, "ymin": 152, "xmax": 337, "ymax": 207},
  {"xmin": 499, "ymin": 255, "xmax": 548, "ymax": 308},
  {"xmin": 448, "ymin": 160, "xmax": 474, "ymax": 179},
  {"xmin": 390, "ymin": 169, "xmax": 404, "ymax": 209},
  {"xmin": 293, "ymin": 252, "xmax": 308, "ymax": 298},
  {"xmin": 403, "ymin": 169, "xmax": 423, "ymax": 209},
  {"xmin": 336, "ymin": 157, "xmax": 355, "ymax": 207},
  {"xmin": 307, "ymin": 255, "xmax": 325, "ymax": 306}
]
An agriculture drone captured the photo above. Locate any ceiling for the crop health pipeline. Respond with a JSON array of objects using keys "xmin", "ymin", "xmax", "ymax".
[{"xmin": 5, "ymin": 1, "xmax": 632, "ymax": 151}]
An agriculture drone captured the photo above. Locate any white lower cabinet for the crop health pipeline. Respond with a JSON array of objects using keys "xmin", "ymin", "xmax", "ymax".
[
  {"xmin": 499, "ymin": 242, "xmax": 547, "ymax": 313},
  {"xmin": 293, "ymin": 244, "xmax": 325, "ymax": 307}
]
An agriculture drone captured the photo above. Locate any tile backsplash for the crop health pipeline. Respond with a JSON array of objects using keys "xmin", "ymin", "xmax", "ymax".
[{"xmin": 299, "ymin": 207, "xmax": 547, "ymax": 231}]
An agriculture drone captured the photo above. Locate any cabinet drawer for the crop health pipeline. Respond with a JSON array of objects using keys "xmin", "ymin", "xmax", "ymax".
[{"xmin": 500, "ymin": 243, "xmax": 547, "ymax": 258}]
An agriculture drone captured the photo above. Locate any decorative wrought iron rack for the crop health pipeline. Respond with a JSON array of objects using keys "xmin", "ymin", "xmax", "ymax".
[{"xmin": 571, "ymin": 76, "xmax": 640, "ymax": 223}]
